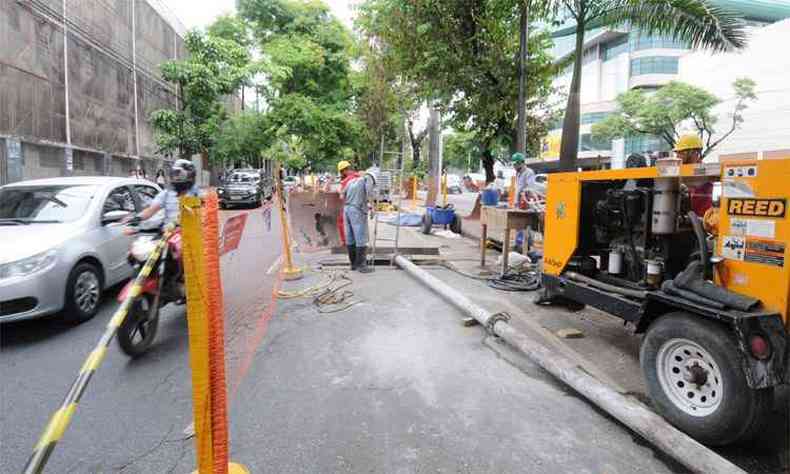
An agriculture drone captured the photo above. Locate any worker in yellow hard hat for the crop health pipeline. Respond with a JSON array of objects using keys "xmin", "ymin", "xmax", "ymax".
[
  {"xmin": 675, "ymin": 134, "xmax": 715, "ymax": 228},
  {"xmin": 337, "ymin": 160, "xmax": 376, "ymax": 273},
  {"xmin": 674, "ymin": 134, "xmax": 704, "ymax": 165}
]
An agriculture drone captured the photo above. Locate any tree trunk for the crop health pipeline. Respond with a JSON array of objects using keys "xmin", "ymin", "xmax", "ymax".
[
  {"xmin": 515, "ymin": 1, "xmax": 530, "ymax": 155},
  {"xmin": 425, "ymin": 108, "xmax": 441, "ymax": 207},
  {"xmin": 482, "ymin": 147, "xmax": 495, "ymax": 184},
  {"xmin": 558, "ymin": 20, "xmax": 586, "ymax": 171}
]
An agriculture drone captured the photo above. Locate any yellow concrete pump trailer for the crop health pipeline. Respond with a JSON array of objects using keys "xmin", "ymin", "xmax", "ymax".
[{"xmin": 539, "ymin": 158, "xmax": 789, "ymax": 446}]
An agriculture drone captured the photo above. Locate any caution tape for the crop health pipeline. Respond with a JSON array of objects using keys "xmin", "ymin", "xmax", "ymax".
[{"xmin": 22, "ymin": 230, "xmax": 172, "ymax": 474}]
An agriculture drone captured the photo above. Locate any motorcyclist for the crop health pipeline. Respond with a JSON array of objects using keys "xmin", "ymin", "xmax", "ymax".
[{"xmin": 123, "ymin": 159, "xmax": 199, "ymax": 232}]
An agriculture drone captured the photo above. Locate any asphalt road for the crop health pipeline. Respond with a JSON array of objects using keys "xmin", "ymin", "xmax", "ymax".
[{"xmin": 0, "ymin": 205, "xmax": 280, "ymax": 474}]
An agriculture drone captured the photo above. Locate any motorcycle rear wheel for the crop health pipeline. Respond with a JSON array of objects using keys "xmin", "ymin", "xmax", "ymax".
[{"xmin": 117, "ymin": 294, "xmax": 160, "ymax": 358}]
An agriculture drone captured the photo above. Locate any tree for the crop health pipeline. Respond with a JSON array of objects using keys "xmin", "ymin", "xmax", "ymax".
[
  {"xmin": 547, "ymin": 0, "xmax": 747, "ymax": 170},
  {"xmin": 592, "ymin": 78, "xmax": 756, "ymax": 157},
  {"xmin": 207, "ymin": 14, "xmax": 255, "ymax": 109},
  {"xmin": 357, "ymin": 0, "xmax": 559, "ymax": 183},
  {"xmin": 239, "ymin": 0, "xmax": 363, "ymax": 170},
  {"xmin": 443, "ymin": 131, "xmax": 478, "ymax": 172},
  {"xmin": 211, "ymin": 112, "xmax": 268, "ymax": 168},
  {"xmin": 150, "ymin": 31, "xmax": 251, "ymax": 160}
]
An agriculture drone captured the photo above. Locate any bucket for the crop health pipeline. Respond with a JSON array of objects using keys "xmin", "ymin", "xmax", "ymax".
[
  {"xmin": 481, "ymin": 188, "xmax": 500, "ymax": 206},
  {"xmin": 428, "ymin": 207, "xmax": 455, "ymax": 225}
]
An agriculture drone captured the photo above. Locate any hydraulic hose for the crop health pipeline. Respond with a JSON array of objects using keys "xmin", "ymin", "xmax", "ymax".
[
  {"xmin": 661, "ymin": 280, "xmax": 726, "ymax": 310},
  {"xmin": 674, "ymin": 261, "xmax": 760, "ymax": 312},
  {"xmin": 564, "ymin": 271, "xmax": 648, "ymax": 299}
]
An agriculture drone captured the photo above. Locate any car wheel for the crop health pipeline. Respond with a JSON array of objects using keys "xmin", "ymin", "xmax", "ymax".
[
  {"xmin": 64, "ymin": 262, "xmax": 102, "ymax": 323},
  {"xmin": 641, "ymin": 312, "xmax": 773, "ymax": 445}
]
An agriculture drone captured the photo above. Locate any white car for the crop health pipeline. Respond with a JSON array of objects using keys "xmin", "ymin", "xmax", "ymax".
[{"xmin": 0, "ymin": 177, "xmax": 163, "ymax": 323}]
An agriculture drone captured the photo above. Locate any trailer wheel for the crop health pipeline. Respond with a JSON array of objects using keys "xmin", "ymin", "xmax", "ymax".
[
  {"xmin": 641, "ymin": 312, "xmax": 772, "ymax": 445},
  {"xmin": 421, "ymin": 212, "xmax": 433, "ymax": 235}
]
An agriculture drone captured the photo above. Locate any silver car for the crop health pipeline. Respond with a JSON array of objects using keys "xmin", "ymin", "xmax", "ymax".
[{"xmin": 0, "ymin": 177, "xmax": 163, "ymax": 323}]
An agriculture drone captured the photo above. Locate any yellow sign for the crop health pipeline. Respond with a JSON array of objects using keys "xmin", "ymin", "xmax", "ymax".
[{"xmin": 541, "ymin": 135, "xmax": 561, "ymax": 161}]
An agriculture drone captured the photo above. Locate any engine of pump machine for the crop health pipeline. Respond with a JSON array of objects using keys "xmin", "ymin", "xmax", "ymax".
[{"xmin": 581, "ymin": 177, "xmax": 698, "ymax": 288}]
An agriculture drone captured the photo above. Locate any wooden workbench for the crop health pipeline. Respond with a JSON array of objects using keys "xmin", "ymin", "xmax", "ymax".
[{"xmin": 480, "ymin": 206, "xmax": 540, "ymax": 275}]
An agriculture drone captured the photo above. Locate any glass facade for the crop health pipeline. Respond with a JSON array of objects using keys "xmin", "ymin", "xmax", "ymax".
[
  {"xmin": 580, "ymin": 112, "xmax": 611, "ymax": 125},
  {"xmin": 630, "ymin": 56, "xmax": 679, "ymax": 76},
  {"xmin": 629, "ymin": 34, "xmax": 688, "ymax": 51},
  {"xmin": 601, "ymin": 35, "xmax": 629, "ymax": 60},
  {"xmin": 580, "ymin": 133, "xmax": 612, "ymax": 152},
  {"xmin": 624, "ymin": 135, "xmax": 671, "ymax": 155}
]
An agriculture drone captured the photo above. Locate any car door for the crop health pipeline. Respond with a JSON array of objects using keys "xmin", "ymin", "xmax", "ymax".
[
  {"xmin": 96, "ymin": 186, "xmax": 137, "ymax": 285},
  {"xmin": 133, "ymin": 184, "xmax": 164, "ymax": 230}
]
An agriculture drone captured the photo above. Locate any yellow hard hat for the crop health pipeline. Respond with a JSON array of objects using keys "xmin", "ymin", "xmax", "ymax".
[
  {"xmin": 337, "ymin": 160, "xmax": 351, "ymax": 172},
  {"xmin": 675, "ymin": 134, "xmax": 703, "ymax": 152}
]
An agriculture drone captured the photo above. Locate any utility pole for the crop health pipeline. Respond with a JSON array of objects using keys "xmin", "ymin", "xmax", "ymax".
[
  {"xmin": 425, "ymin": 108, "xmax": 441, "ymax": 207},
  {"xmin": 515, "ymin": 0, "xmax": 530, "ymax": 155}
]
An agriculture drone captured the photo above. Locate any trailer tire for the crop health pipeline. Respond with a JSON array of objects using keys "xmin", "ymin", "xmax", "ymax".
[{"xmin": 641, "ymin": 312, "xmax": 772, "ymax": 446}]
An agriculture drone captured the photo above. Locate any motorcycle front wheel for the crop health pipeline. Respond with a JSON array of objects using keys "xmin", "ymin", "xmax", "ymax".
[{"xmin": 117, "ymin": 294, "xmax": 160, "ymax": 358}]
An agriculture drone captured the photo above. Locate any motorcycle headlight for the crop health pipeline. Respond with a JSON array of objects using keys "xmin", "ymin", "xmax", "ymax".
[
  {"xmin": 131, "ymin": 236, "xmax": 158, "ymax": 263},
  {"xmin": 0, "ymin": 249, "xmax": 58, "ymax": 281}
]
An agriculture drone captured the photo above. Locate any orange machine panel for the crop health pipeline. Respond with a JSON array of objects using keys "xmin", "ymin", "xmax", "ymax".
[{"xmin": 717, "ymin": 159, "xmax": 790, "ymax": 324}]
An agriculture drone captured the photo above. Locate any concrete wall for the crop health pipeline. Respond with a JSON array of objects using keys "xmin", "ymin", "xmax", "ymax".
[{"xmin": 0, "ymin": 0, "xmax": 184, "ymax": 184}]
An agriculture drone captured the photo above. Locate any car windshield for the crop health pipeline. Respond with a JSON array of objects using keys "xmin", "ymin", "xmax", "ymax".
[
  {"xmin": 229, "ymin": 174, "xmax": 252, "ymax": 183},
  {"xmin": 0, "ymin": 184, "xmax": 98, "ymax": 223}
]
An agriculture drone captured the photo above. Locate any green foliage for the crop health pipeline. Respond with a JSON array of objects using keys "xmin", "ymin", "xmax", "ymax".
[
  {"xmin": 549, "ymin": 0, "xmax": 748, "ymax": 169},
  {"xmin": 211, "ymin": 112, "xmax": 268, "ymax": 168},
  {"xmin": 442, "ymin": 132, "xmax": 479, "ymax": 172},
  {"xmin": 150, "ymin": 31, "xmax": 251, "ymax": 159},
  {"xmin": 239, "ymin": 0, "xmax": 362, "ymax": 170},
  {"xmin": 357, "ymin": 0, "xmax": 560, "ymax": 181},
  {"xmin": 406, "ymin": 158, "xmax": 428, "ymax": 179},
  {"xmin": 266, "ymin": 131, "xmax": 308, "ymax": 171},
  {"xmin": 592, "ymin": 79, "xmax": 757, "ymax": 156},
  {"xmin": 206, "ymin": 14, "xmax": 252, "ymax": 48}
]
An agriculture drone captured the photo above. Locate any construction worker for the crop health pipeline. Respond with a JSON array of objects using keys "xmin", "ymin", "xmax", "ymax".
[
  {"xmin": 512, "ymin": 152, "xmax": 537, "ymax": 209},
  {"xmin": 674, "ymin": 134, "xmax": 713, "ymax": 217},
  {"xmin": 338, "ymin": 161, "xmax": 376, "ymax": 273}
]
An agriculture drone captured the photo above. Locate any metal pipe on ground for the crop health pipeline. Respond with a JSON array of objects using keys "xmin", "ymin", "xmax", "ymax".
[{"xmin": 393, "ymin": 255, "xmax": 746, "ymax": 474}]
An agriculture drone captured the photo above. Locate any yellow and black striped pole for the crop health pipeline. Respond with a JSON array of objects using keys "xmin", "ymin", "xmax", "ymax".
[{"xmin": 22, "ymin": 230, "xmax": 171, "ymax": 474}]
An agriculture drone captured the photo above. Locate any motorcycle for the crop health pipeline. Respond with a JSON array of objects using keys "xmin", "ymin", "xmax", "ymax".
[{"xmin": 116, "ymin": 221, "xmax": 185, "ymax": 357}]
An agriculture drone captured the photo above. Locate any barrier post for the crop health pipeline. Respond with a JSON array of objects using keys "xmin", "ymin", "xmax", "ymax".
[
  {"xmin": 274, "ymin": 162, "xmax": 302, "ymax": 280},
  {"xmin": 441, "ymin": 173, "xmax": 448, "ymax": 207},
  {"xmin": 181, "ymin": 195, "xmax": 248, "ymax": 474},
  {"xmin": 411, "ymin": 176, "xmax": 417, "ymax": 211}
]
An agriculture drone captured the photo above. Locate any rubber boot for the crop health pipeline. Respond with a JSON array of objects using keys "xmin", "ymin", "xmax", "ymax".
[
  {"xmin": 347, "ymin": 245, "xmax": 358, "ymax": 270},
  {"xmin": 356, "ymin": 247, "xmax": 373, "ymax": 273}
]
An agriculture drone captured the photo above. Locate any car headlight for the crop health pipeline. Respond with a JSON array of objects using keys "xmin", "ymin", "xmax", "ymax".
[
  {"xmin": 0, "ymin": 249, "xmax": 58, "ymax": 281},
  {"xmin": 218, "ymin": 188, "xmax": 224, "ymax": 194},
  {"xmin": 131, "ymin": 236, "xmax": 158, "ymax": 263}
]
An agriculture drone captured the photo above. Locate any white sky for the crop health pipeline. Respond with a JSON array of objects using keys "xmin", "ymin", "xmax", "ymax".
[{"xmin": 165, "ymin": 0, "xmax": 358, "ymax": 30}]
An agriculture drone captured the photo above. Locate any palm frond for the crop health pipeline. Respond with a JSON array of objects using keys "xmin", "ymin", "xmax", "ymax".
[{"xmin": 602, "ymin": 0, "xmax": 747, "ymax": 53}]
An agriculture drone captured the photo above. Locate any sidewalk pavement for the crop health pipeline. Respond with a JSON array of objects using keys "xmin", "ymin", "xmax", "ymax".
[{"xmin": 404, "ymin": 223, "xmax": 789, "ymax": 474}]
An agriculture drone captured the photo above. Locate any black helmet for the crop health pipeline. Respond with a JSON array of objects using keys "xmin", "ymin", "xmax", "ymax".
[{"xmin": 169, "ymin": 159, "xmax": 196, "ymax": 192}]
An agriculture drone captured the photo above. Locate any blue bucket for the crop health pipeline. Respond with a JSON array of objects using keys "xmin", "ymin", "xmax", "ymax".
[
  {"xmin": 481, "ymin": 188, "xmax": 500, "ymax": 206},
  {"xmin": 429, "ymin": 207, "xmax": 455, "ymax": 225}
]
